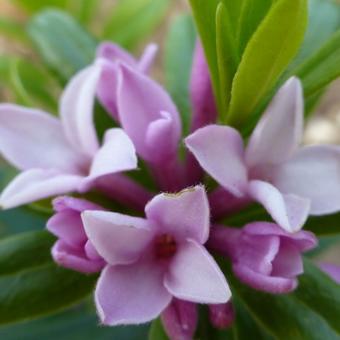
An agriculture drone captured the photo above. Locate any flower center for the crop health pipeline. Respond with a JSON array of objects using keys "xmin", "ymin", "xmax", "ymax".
[{"xmin": 154, "ymin": 234, "xmax": 177, "ymax": 259}]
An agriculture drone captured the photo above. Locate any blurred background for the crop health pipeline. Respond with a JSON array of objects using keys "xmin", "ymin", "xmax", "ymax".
[{"xmin": 0, "ymin": 0, "xmax": 339, "ymax": 338}]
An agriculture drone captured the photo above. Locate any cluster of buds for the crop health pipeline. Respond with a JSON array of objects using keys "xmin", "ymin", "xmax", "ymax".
[{"xmin": 1, "ymin": 39, "xmax": 340, "ymax": 339}]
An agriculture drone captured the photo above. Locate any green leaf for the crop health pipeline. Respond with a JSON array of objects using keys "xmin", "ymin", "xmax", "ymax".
[
  {"xmin": 102, "ymin": 0, "xmax": 170, "ymax": 50},
  {"xmin": 8, "ymin": 58, "xmax": 59, "ymax": 112},
  {"xmin": 0, "ymin": 264, "xmax": 96, "ymax": 325},
  {"xmin": 294, "ymin": 259, "xmax": 340, "ymax": 333},
  {"xmin": 0, "ymin": 231, "xmax": 55, "ymax": 276},
  {"xmin": 0, "ymin": 17, "xmax": 27, "ymax": 43},
  {"xmin": 294, "ymin": 30, "xmax": 340, "ymax": 97},
  {"xmin": 13, "ymin": 0, "xmax": 68, "ymax": 13},
  {"xmin": 149, "ymin": 318, "xmax": 168, "ymax": 340},
  {"xmin": 189, "ymin": 0, "xmax": 221, "ymax": 113},
  {"xmin": 164, "ymin": 14, "xmax": 196, "ymax": 135},
  {"xmin": 27, "ymin": 9, "xmax": 97, "ymax": 82},
  {"xmin": 0, "ymin": 305, "xmax": 150, "ymax": 340},
  {"xmin": 226, "ymin": 0, "xmax": 308, "ymax": 127},
  {"xmin": 304, "ymin": 212, "xmax": 340, "ymax": 236}
]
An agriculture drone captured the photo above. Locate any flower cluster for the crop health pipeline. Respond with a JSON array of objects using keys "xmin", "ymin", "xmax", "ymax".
[{"xmin": 1, "ymin": 39, "xmax": 340, "ymax": 338}]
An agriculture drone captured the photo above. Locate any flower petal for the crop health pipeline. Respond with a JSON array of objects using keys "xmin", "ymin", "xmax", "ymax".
[
  {"xmin": 248, "ymin": 180, "xmax": 310, "ymax": 233},
  {"xmin": 96, "ymin": 42, "xmax": 138, "ymax": 66},
  {"xmin": 82, "ymin": 210, "xmax": 152, "ymax": 265},
  {"xmin": 117, "ymin": 63, "xmax": 181, "ymax": 162},
  {"xmin": 185, "ymin": 125, "xmax": 248, "ymax": 197},
  {"xmin": 52, "ymin": 240, "xmax": 104, "ymax": 274},
  {"xmin": 233, "ymin": 263, "xmax": 297, "ymax": 294},
  {"xmin": 273, "ymin": 145, "xmax": 340, "ymax": 215},
  {"xmin": 319, "ymin": 263, "xmax": 340, "ymax": 284},
  {"xmin": 164, "ymin": 240, "xmax": 231, "ymax": 304},
  {"xmin": 88, "ymin": 128, "xmax": 137, "ymax": 180},
  {"xmin": 60, "ymin": 63, "xmax": 101, "ymax": 157},
  {"xmin": 0, "ymin": 169, "xmax": 83, "ymax": 209},
  {"xmin": 137, "ymin": 43, "xmax": 158, "ymax": 73},
  {"xmin": 145, "ymin": 186, "xmax": 210, "ymax": 244},
  {"xmin": 95, "ymin": 261, "xmax": 172, "ymax": 325},
  {"xmin": 0, "ymin": 104, "xmax": 83, "ymax": 172},
  {"xmin": 246, "ymin": 77, "xmax": 303, "ymax": 168}
]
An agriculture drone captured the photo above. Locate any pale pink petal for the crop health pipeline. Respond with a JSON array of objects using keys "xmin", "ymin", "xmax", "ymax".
[
  {"xmin": 47, "ymin": 210, "xmax": 87, "ymax": 245},
  {"xmin": 60, "ymin": 63, "xmax": 101, "ymax": 157},
  {"xmin": 271, "ymin": 240, "xmax": 303, "ymax": 278},
  {"xmin": 185, "ymin": 125, "xmax": 248, "ymax": 197},
  {"xmin": 52, "ymin": 196, "xmax": 101, "ymax": 213},
  {"xmin": 52, "ymin": 240, "xmax": 104, "ymax": 274},
  {"xmin": 95, "ymin": 261, "xmax": 172, "ymax": 325},
  {"xmin": 246, "ymin": 77, "xmax": 303, "ymax": 168},
  {"xmin": 248, "ymin": 180, "xmax": 310, "ymax": 233},
  {"xmin": 137, "ymin": 43, "xmax": 158, "ymax": 73},
  {"xmin": 145, "ymin": 186, "xmax": 210, "ymax": 244},
  {"xmin": 0, "ymin": 104, "xmax": 83, "ymax": 173},
  {"xmin": 273, "ymin": 145, "xmax": 340, "ymax": 215},
  {"xmin": 164, "ymin": 240, "xmax": 231, "ymax": 304},
  {"xmin": 88, "ymin": 128, "xmax": 137, "ymax": 180},
  {"xmin": 96, "ymin": 42, "xmax": 137, "ymax": 66},
  {"xmin": 319, "ymin": 263, "xmax": 340, "ymax": 284},
  {"xmin": 0, "ymin": 169, "xmax": 83, "ymax": 209},
  {"xmin": 117, "ymin": 63, "xmax": 181, "ymax": 162},
  {"xmin": 82, "ymin": 210, "xmax": 152, "ymax": 265},
  {"xmin": 233, "ymin": 264, "xmax": 297, "ymax": 294}
]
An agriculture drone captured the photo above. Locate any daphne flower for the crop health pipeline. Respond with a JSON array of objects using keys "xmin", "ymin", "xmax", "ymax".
[
  {"xmin": 96, "ymin": 42, "xmax": 157, "ymax": 120},
  {"xmin": 47, "ymin": 196, "xmax": 105, "ymax": 273},
  {"xmin": 209, "ymin": 222, "xmax": 317, "ymax": 293},
  {"xmin": 116, "ymin": 63, "xmax": 183, "ymax": 191},
  {"xmin": 186, "ymin": 77, "xmax": 340, "ymax": 232},
  {"xmin": 0, "ymin": 63, "xmax": 137, "ymax": 209},
  {"xmin": 81, "ymin": 186, "xmax": 231, "ymax": 325}
]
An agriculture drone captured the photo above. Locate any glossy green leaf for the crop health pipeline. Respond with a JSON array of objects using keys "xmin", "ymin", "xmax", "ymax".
[
  {"xmin": 0, "ymin": 264, "xmax": 96, "ymax": 325},
  {"xmin": 102, "ymin": 0, "xmax": 169, "ymax": 50},
  {"xmin": 8, "ymin": 58, "xmax": 59, "ymax": 112},
  {"xmin": 237, "ymin": 0, "xmax": 273, "ymax": 54},
  {"xmin": 149, "ymin": 318, "xmax": 168, "ymax": 340},
  {"xmin": 294, "ymin": 259, "xmax": 340, "ymax": 333},
  {"xmin": 0, "ymin": 231, "xmax": 54, "ymax": 276},
  {"xmin": 28, "ymin": 9, "xmax": 97, "ymax": 82},
  {"xmin": 216, "ymin": 3, "xmax": 240, "ymax": 115},
  {"xmin": 0, "ymin": 305, "xmax": 149, "ymax": 340},
  {"xmin": 226, "ymin": 0, "xmax": 308, "ymax": 127},
  {"xmin": 189, "ymin": 0, "xmax": 221, "ymax": 113},
  {"xmin": 164, "ymin": 14, "xmax": 196, "ymax": 135},
  {"xmin": 294, "ymin": 30, "xmax": 340, "ymax": 97}
]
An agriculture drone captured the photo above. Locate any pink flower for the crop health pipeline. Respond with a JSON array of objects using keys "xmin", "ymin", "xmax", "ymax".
[
  {"xmin": 0, "ymin": 63, "xmax": 137, "ymax": 209},
  {"xmin": 116, "ymin": 63, "xmax": 183, "ymax": 191},
  {"xmin": 47, "ymin": 196, "xmax": 105, "ymax": 273},
  {"xmin": 81, "ymin": 186, "xmax": 231, "ymax": 325},
  {"xmin": 186, "ymin": 77, "xmax": 340, "ymax": 232},
  {"xmin": 209, "ymin": 223, "xmax": 317, "ymax": 294},
  {"xmin": 319, "ymin": 263, "xmax": 340, "ymax": 284},
  {"xmin": 96, "ymin": 42, "xmax": 157, "ymax": 120}
]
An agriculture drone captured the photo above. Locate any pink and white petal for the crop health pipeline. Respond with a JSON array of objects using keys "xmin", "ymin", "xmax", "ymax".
[
  {"xmin": 246, "ymin": 77, "xmax": 303, "ymax": 168},
  {"xmin": 60, "ymin": 63, "xmax": 101, "ymax": 157},
  {"xmin": 273, "ymin": 145, "xmax": 340, "ymax": 215},
  {"xmin": 271, "ymin": 240, "xmax": 303, "ymax": 278},
  {"xmin": 52, "ymin": 196, "xmax": 102, "ymax": 213},
  {"xmin": 0, "ymin": 104, "xmax": 82, "ymax": 172},
  {"xmin": 164, "ymin": 240, "xmax": 231, "ymax": 304},
  {"xmin": 96, "ymin": 42, "xmax": 138, "ymax": 66},
  {"xmin": 248, "ymin": 180, "xmax": 310, "ymax": 233},
  {"xmin": 233, "ymin": 264, "xmax": 297, "ymax": 294},
  {"xmin": 0, "ymin": 169, "xmax": 83, "ymax": 209},
  {"xmin": 137, "ymin": 43, "xmax": 158, "ymax": 73},
  {"xmin": 95, "ymin": 261, "xmax": 172, "ymax": 325},
  {"xmin": 145, "ymin": 111, "xmax": 180, "ymax": 162},
  {"xmin": 47, "ymin": 210, "xmax": 87, "ymax": 245},
  {"xmin": 145, "ymin": 185, "xmax": 210, "ymax": 244},
  {"xmin": 116, "ymin": 63, "xmax": 181, "ymax": 161},
  {"xmin": 88, "ymin": 128, "xmax": 137, "ymax": 180},
  {"xmin": 185, "ymin": 125, "xmax": 248, "ymax": 197},
  {"xmin": 52, "ymin": 240, "xmax": 104, "ymax": 274},
  {"xmin": 82, "ymin": 210, "xmax": 152, "ymax": 265}
]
